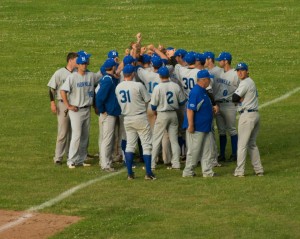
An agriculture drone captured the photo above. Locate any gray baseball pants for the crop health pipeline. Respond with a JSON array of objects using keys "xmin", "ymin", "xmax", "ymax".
[
  {"xmin": 151, "ymin": 111, "xmax": 180, "ymax": 169},
  {"xmin": 54, "ymin": 101, "xmax": 71, "ymax": 162},
  {"xmin": 68, "ymin": 107, "xmax": 90, "ymax": 166},
  {"xmin": 234, "ymin": 112, "xmax": 264, "ymax": 176},
  {"xmin": 183, "ymin": 131, "xmax": 214, "ymax": 177}
]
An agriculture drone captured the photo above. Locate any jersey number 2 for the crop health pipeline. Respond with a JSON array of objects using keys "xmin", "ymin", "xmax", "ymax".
[
  {"xmin": 119, "ymin": 90, "xmax": 131, "ymax": 103},
  {"xmin": 166, "ymin": 91, "xmax": 174, "ymax": 104}
]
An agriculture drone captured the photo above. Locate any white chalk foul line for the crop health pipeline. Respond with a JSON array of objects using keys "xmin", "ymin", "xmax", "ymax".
[
  {"xmin": 0, "ymin": 169, "xmax": 125, "ymax": 233},
  {"xmin": 258, "ymin": 87, "xmax": 300, "ymax": 110}
]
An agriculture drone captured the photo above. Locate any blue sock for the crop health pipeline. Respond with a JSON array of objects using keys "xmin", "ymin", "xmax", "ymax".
[
  {"xmin": 125, "ymin": 152, "xmax": 134, "ymax": 176},
  {"xmin": 219, "ymin": 135, "xmax": 227, "ymax": 157},
  {"xmin": 143, "ymin": 155, "xmax": 153, "ymax": 176},
  {"xmin": 121, "ymin": 140, "xmax": 127, "ymax": 153},
  {"xmin": 231, "ymin": 135, "xmax": 238, "ymax": 156}
]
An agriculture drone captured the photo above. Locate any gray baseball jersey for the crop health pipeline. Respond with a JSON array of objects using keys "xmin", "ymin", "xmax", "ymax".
[
  {"xmin": 136, "ymin": 67, "xmax": 161, "ymax": 94},
  {"xmin": 150, "ymin": 81, "xmax": 186, "ymax": 112},
  {"xmin": 61, "ymin": 72, "xmax": 96, "ymax": 107},
  {"xmin": 234, "ymin": 77, "xmax": 259, "ymax": 112},
  {"xmin": 115, "ymin": 81, "xmax": 150, "ymax": 116},
  {"xmin": 213, "ymin": 68, "xmax": 239, "ymax": 101},
  {"xmin": 174, "ymin": 64, "xmax": 199, "ymax": 97},
  {"xmin": 47, "ymin": 67, "xmax": 72, "ymax": 100}
]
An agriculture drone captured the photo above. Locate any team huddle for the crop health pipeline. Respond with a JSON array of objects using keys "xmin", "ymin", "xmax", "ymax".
[{"xmin": 47, "ymin": 33, "xmax": 264, "ymax": 180}]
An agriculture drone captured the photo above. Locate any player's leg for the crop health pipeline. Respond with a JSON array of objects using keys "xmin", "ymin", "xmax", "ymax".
[
  {"xmin": 68, "ymin": 110, "xmax": 83, "ymax": 167},
  {"xmin": 215, "ymin": 104, "xmax": 227, "ymax": 161},
  {"xmin": 151, "ymin": 113, "xmax": 167, "ymax": 169},
  {"xmin": 100, "ymin": 114, "xmax": 117, "ymax": 170},
  {"xmin": 199, "ymin": 133, "xmax": 215, "ymax": 177},
  {"xmin": 136, "ymin": 115, "xmax": 155, "ymax": 179},
  {"xmin": 176, "ymin": 105, "xmax": 186, "ymax": 159},
  {"xmin": 234, "ymin": 114, "xmax": 252, "ymax": 176},
  {"xmin": 54, "ymin": 101, "xmax": 70, "ymax": 164},
  {"xmin": 162, "ymin": 131, "xmax": 172, "ymax": 165},
  {"xmin": 167, "ymin": 112, "xmax": 180, "ymax": 169},
  {"xmin": 182, "ymin": 131, "xmax": 202, "ymax": 177},
  {"xmin": 124, "ymin": 117, "xmax": 139, "ymax": 178},
  {"xmin": 224, "ymin": 103, "xmax": 238, "ymax": 161},
  {"xmin": 98, "ymin": 115, "xmax": 103, "ymax": 166},
  {"xmin": 248, "ymin": 113, "xmax": 264, "ymax": 175},
  {"xmin": 78, "ymin": 108, "xmax": 91, "ymax": 165}
]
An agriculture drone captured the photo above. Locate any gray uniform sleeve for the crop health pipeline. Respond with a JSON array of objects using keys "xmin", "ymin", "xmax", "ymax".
[{"xmin": 150, "ymin": 86, "xmax": 159, "ymax": 107}]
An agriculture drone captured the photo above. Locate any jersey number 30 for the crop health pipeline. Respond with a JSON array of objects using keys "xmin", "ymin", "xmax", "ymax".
[{"xmin": 119, "ymin": 90, "xmax": 131, "ymax": 103}]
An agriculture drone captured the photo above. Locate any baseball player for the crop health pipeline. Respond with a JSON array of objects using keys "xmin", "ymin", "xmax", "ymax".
[
  {"xmin": 232, "ymin": 62, "xmax": 264, "ymax": 177},
  {"xmin": 182, "ymin": 69, "xmax": 216, "ymax": 177},
  {"xmin": 60, "ymin": 51, "xmax": 95, "ymax": 169},
  {"xmin": 150, "ymin": 66, "xmax": 186, "ymax": 169},
  {"xmin": 47, "ymin": 52, "xmax": 78, "ymax": 165},
  {"xmin": 96, "ymin": 58, "xmax": 121, "ymax": 172},
  {"xmin": 115, "ymin": 64, "xmax": 156, "ymax": 180},
  {"xmin": 136, "ymin": 56, "xmax": 172, "ymax": 166},
  {"xmin": 214, "ymin": 52, "xmax": 240, "ymax": 162}
]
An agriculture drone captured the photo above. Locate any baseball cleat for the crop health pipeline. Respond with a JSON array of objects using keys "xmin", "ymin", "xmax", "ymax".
[
  {"xmin": 256, "ymin": 172, "xmax": 264, "ymax": 177},
  {"xmin": 144, "ymin": 174, "xmax": 157, "ymax": 180},
  {"xmin": 233, "ymin": 174, "xmax": 245, "ymax": 178},
  {"xmin": 68, "ymin": 164, "xmax": 76, "ymax": 169},
  {"xmin": 182, "ymin": 172, "xmax": 196, "ymax": 178}
]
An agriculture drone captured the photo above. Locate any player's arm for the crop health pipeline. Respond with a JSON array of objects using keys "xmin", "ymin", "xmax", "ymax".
[
  {"xmin": 232, "ymin": 93, "xmax": 242, "ymax": 103},
  {"xmin": 49, "ymin": 88, "xmax": 57, "ymax": 114},
  {"xmin": 148, "ymin": 44, "xmax": 168, "ymax": 60},
  {"xmin": 95, "ymin": 77, "xmax": 112, "ymax": 114},
  {"xmin": 60, "ymin": 90, "xmax": 78, "ymax": 112},
  {"xmin": 186, "ymin": 109, "xmax": 194, "ymax": 133},
  {"xmin": 150, "ymin": 87, "xmax": 159, "ymax": 116}
]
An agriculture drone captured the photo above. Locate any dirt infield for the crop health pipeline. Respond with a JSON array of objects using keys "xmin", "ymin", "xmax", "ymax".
[{"xmin": 0, "ymin": 210, "xmax": 81, "ymax": 239}]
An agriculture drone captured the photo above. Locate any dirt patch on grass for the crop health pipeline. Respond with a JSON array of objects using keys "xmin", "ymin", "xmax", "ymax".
[{"xmin": 0, "ymin": 209, "xmax": 81, "ymax": 239}]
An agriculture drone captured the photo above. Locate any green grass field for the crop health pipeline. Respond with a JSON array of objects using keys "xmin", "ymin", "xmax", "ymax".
[{"xmin": 0, "ymin": 0, "xmax": 299, "ymax": 238}]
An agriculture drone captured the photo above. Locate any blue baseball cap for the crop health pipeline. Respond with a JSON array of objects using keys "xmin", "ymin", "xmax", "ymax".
[
  {"xmin": 123, "ymin": 64, "xmax": 135, "ymax": 74},
  {"xmin": 142, "ymin": 54, "xmax": 151, "ymax": 64},
  {"xmin": 203, "ymin": 51, "xmax": 215, "ymax": 59},
  {"xmin": 184, "ymin": 52, "xmax": 196, "ymax": 64},
  {"xmin": 107, "ymin": 50, "xmax": 119, "ymax": 59},
  {"xmin": 197, "ymin": 69, "xmax": 213, "ymax": 79},
  {"xmin": 123, "ymin": 55, "xmax": 136, "ymax": 65},
  {"xmin": 195, "ymin": 53, "xmax": 206, "ymax": 62},
  {"xmin": 174, "ymin": 49, "xmax": 187, "ymax": 58},
  {"xmin": 216, "ymin": 52, "xmax": 232, "ymax": 61},
  {"xmin": 235, "ymin": 62, "xmax": 248, "ymax": 71},
  {"xmin": 158, "ymin": 66, "xmax": 169, "ymax": 78},
  {"xmin": 103, "ymin": 58, "xmax": 117, "ymax": 68},
  {"xmin": 151, "ymin": 56, "xmax": 163, "ymax": 68},
  {"xmin": 76, "ymin": 51, "xmax": 91, "ymax": 64}
]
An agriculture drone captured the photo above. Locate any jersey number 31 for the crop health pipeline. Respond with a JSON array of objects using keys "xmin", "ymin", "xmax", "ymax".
[{"xmin": 119, "ymin": 90, "xmax": 131, "ymax": 103}]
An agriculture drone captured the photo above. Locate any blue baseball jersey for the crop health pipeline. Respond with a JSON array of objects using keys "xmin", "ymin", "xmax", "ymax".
[{"xmin": 183, "ymin": 84, "xmax": 213, "ymax": 132}]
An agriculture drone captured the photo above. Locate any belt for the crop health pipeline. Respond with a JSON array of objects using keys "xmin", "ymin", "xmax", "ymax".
[
  {"xmin": 216, "ymin": 99, "xmax": 230, "ymax": 103},
  {"xmin": 239, "ymin": 109, "xmax": 258, "ymax": 114},
  {"xmin": 78, "ymin": 105, "xmax": 90, "ymax": 109},
  {"xmin": 58, "ymin": 100, "xmax": 64, "ymax": 102},
  {"xmin": 158, "ymin": 110, "xmax": 175, "ymax": 112}
]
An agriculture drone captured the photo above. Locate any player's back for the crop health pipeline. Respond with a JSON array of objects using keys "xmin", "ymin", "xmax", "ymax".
[
  {"xmin": 151, "ymin": 81, "xmax": 185, "ymax": 112},
  {"xmin": 136, "ymin": 67, "xmax": 161, "ymax": 94},
  {"xmin": 115, "ymin": 81, "xmax": 150, "ymax": 116},
  {"xmin": 175, "ymin": 65, "xmax": 199, "ymax": 97}
]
